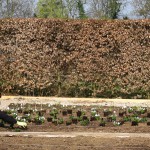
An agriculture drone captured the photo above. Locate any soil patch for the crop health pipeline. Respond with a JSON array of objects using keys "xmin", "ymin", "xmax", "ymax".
[{"xmin": 0, "ymin": 136, "xmax": 150, "ymax": 150}]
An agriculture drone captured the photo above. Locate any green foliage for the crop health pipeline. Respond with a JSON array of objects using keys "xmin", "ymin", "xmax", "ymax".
[
  {"xmin": 140, "ymin": 117, "xmax": 147, "ymax": 123},
  {"xmin": 111, "ymin": 115, "xmax": 116, "ymax": 121},
  {"xmin": 123, "ymin": 116, "xmax": 131, "ymax": 122},
  {"xmin": 107, "ymin": 0, "xmax": 121, "ymax": 19},
  {"xmin": 100, "ymin": 119, "xmax": 106, "ymax": 124},
  {"xmin": 34, "ymin": 115, "xmax": 45, "ymax": 124},
  {"xmin": 91, "ymin": 111, "xmax": 97, "ymax": 117},
  {"xmin": 50, "ymin": 109, "xmax": 58, "ymax": 118},
  {"xmin": 58, "ymin": 118, "xmax": 64, "ymax": 124},
  {"xmin": 77, "ymin": 116, "xmax": 82, "ymax": 121},
  {"xmin": 77, "ymin": 0, "xmax": 87, "ymax": 19},
  {"xmin": 131, "ymin": 117, "xmax": 141, "ymax": 123},
  {"xmin": 36, "ymin": 0, "xmax": 67, "ymax": 18},
  {"xmin": 80, "ymin": 119, "xmax": 89, "ymax": 126}
]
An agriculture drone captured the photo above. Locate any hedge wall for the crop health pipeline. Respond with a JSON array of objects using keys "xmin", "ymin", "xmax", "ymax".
[{"xmin": 0, "ymin": 19, "xmax": 150, "ymax": 98}]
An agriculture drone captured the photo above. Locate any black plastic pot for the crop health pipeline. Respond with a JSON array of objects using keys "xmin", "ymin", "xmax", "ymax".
[
  {"xmin": 52, "ymin": 120, "xmax": 58, "ymax": 126},
  {"xmin": 147, "ymin": 113, "xmax": 150, "ymax": 118},
  {"xmin": 41, "ymin": 109, "xmax": 46, "ymax": 113},
  {"xmin": 147, "ymin": 122, "xmax": 150, "ymax": 126},
  {"xmin": 104, "ymin": 111, "xmax": 112, "ymax": 117},
  {"xmin": 66, "ymin": 121, "xmax": 72, "ymax": 126},
  {"xmin": 77, "ymin": 111, "xmax": 82, "ymax": 117},
  {"xmin": 29, "ymin": 109, "xmax": 33, "ymax": 114},
  {"xmin": 119, "ymin": 120, "xmax": 125, "ymax": 125},
  {"xmin": 17, "ymin": 109, "xmax": 23, "ymax": 113},
  {"xmin": 107, "ymin": 116, "xmax": 112, "ymax": 122},
  {"xmin": 23, "ymin": 110, "xmax": 30, "ymax": 114},
  {"xmin": 62, "ymin": 110, "xmax": 67, "ymax": 116},
  {"xmin": 27, "ymin": 118, "xmax": 32, "ymax": 123},
  {"xmin": 131, "ymin": 121, "xmax": 138, "ymax": 126},
  {"xmin": 47, "ymin": 117, "xmax": 53, "ymax": 122},
  {"xmin": 99, "ymin": 122, "xmax": 105, "ymax": 127},
  {"xmin": 67, "ymin": 109, "xmax": 72, "ymax": 114},
  {"xmin": 119, "ymin": 111, "xmax": 126, "ymax": 117},
  {"xmin": 82, "ymin": 116, "xmax": 88, "ymax": 120},
  {"xmin": 90, "ymin": 116, "xmax": 96, "ymax": 121},
  {"xmin": 72, "ymin": 118, "xmax": 78, "ymax": 124},
  {"xmin": 35, "ymin": 121, "xmax": 42, "ymax": 125}
]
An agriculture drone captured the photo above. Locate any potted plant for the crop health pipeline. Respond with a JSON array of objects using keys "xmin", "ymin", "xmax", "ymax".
[
  {"xmin": 131, "ymin": 117, "xmax": 140, "ymax": 126},
  {"xmin": 4, "ymin": 107, "xmax": 14, "ymax": 114},
  {"xmin": 12, "ymin": 112, "xmax": 18, "ymax": 119},
  {"xmin": 128, "ymin": 107, "xmax": 134, "ymax": 113},
  {"xmin": 140, "ymin": 117, "xmax": 147, "ymax": 123},
  {"xmin": 90, "ymin": 108, "xmax": 97, "ymax": 121},
  {"xmin": 34, "ymin": 115, "xmax": 45, "ymax": 125},
  {"xmin": 17, "ymin": 108, "xmax": 23, "ymax": 113},
  {"xmin": 113, "ymin": 121, "xmax": 121, "ymax": 126},
  {"xmin": 103, "ymin": 108, "xmax": 112, "ymax": 117},
  {"xmin": 52, "ymin": 118, "xmax": 58, "ymax": 126},
  {"xmin": 22, "ymin": 113, "xmax": 32, "ymax": 122},
  {"xmin": 118, "ymin": 119, "xmax": 125, "ymax": 125},
  {"xmin": 23, "ymin": 109, "xmax": 31, "ymax": 115},
  {"xmin": 147, "ymin": 112, "xmax": 150, "ymax": 118},
  {"xmin": 67, "ymin": 109, "xmax": 72, "ymax": 115},
  {"xmin": 107, "ymin": 115, "xmax": 116, "ymax": 122},
  {"xmin": 62, "ymin": 110, "xmax": 67, "ymax": 116},
  {"xmin": 47, "ymin": 117, "xmax": 53, "ymax": 122},
  {"xmin": 58, "ymin": 118, "xmax": 64, "ymax": 124},
  {"xmin": 99, "ymin": 118, "xmax": 106, "ymax": 127},
  {"xmin": 95, "ymin": 114, "xmax": 100, "ymax": 121},
  {"xmin": 82, "ymin": 115, "xmax": 88, "ymax": 120},
  {"xmin": 66, "ymin": 120, "xmax": 72, "ymax": 126},
  {"xmin": 123, "ymin": 115, "xmax": 131, "ymax": 122},
  {"xmin": 135, "ymin": 107, "xmax": 147, "ymax": 115},
  {"xmin": 50, "ymin": 108, "xmax": 58, "ymax": 118},
  {"xmin": 90, "ymin": 116, "xmax": 96, "ymax": 121},
  {"xmin": 119, "ymin": 108, "xmax": 126, "ymax": 117},
  {"xmin": 70, "ymin": 116, "xmax": 78, "ymax": 124},
  {"xmin": 80, "ymin": 119, "xmax": 89, "ymax": 126},
  {"xmin": 76, "ymin": 110, "xmax": 82, "ymax": 117},
  {"xmin": 147, "ymin": 121, "xmax": 150, "ymax": 126}
]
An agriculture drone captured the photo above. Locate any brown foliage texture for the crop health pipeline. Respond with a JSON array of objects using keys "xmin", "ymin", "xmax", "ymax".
[{"xmin": 0, "ymin": 19, "xmax": 150, "ymax": 98}]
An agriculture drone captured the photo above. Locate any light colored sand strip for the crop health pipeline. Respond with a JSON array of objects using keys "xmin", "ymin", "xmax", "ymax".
[
  {"xmin": 0, "ymin": 132, "xmax": 150, "ymax": 138},
  {"xmin": 1, "ymin": 96, "xmax": 150, "ymax": 109}
]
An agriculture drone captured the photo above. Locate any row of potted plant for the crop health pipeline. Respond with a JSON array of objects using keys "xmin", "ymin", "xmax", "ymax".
[{"xmin": 4, "ymin": 104, "xmax": 150, "ymax": 127}]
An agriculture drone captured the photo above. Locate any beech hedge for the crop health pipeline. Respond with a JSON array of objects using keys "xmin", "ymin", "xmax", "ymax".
[{"xmin": 0, "ymin": 19, "xmax": 150, "ymax": 98}]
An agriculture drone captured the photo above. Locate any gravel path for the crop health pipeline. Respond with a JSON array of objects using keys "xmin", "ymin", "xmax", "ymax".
[
  {"xmin": 1, "ymin": 132, "xmax": 150, "ymax": 138},
  {"xmin": 1, "ymin": 96, "xmax": 150, "ymax": 110}
]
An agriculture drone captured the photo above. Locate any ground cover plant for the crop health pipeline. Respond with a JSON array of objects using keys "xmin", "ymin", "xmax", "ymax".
[{"xmin": 1, "ymin": 103, "xmax": 150, "ymax": 132}]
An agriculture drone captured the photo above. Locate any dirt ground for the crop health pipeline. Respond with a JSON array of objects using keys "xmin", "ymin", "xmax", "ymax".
[{"xmin": 0, "ymin": 136, "xmax": 150, "ymax": 150}]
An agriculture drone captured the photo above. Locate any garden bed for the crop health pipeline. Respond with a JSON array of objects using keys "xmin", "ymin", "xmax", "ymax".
[{"xmin": 1, "ymin": 103, "xmax": 150, "ymax": 133}]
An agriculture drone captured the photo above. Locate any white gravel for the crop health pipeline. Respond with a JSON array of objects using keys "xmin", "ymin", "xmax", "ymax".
[{"xmin": 0, "ymin": 96, "xmax": 150, "ymax": 110}]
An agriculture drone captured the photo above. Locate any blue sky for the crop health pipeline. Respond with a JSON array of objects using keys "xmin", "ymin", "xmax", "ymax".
[{"xmin": 121, "ymin": 0, "xmax": 137, "ymax": 19}]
